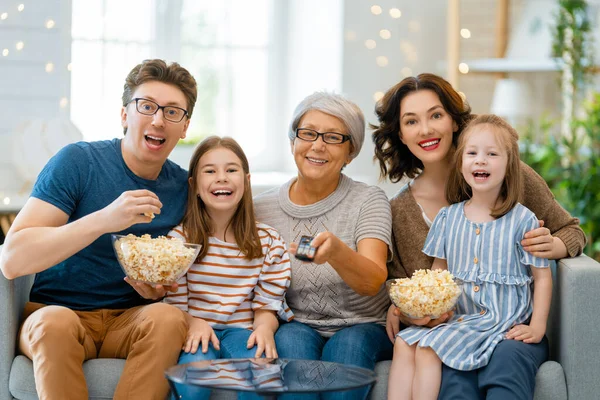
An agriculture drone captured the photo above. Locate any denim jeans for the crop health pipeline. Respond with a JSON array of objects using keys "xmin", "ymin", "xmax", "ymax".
[
  {"xmin": 274, "ymin": 321, "xmax": 393, "ymax": 400},
  {"xmin": 172, "ymin": 327, "xmax": 261, "ymax": 400},
  {"xmin": 439, "ymin": 336, "xmax": 549, "ymax": 400}
]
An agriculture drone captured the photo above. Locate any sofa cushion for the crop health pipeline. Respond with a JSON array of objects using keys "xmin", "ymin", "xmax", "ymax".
[
  {"xmin": 10, "ymin": 356, "xmax": 124, "ymax": 400},
  {"xmin": 9, "ymin": 356, "xmax": 237, "ymax": 400},
  {"xmin": 9, "ymin": 357, "xmax": 566, "ymax": 400},
  {"xmin": 368, "ymin": 360, "xmax": 567, "ymax": 400}
]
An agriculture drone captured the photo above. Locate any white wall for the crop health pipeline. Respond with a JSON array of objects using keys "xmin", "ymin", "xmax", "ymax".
[
  {"xmin": 3, "ymin": 0, "xmax": 597, "ymax": 205},
  {"xmin": 0, "ymin": 0, "xmax": 71, "ymax": 201},
  {"xmin": 341, "ymin": 0, "xmax": 448, "ymax": 196}
]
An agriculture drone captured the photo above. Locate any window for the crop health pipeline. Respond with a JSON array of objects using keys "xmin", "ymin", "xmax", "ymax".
[{"xmin": 71, "ymin": 0, "xmax": 281, "ymax": 169}]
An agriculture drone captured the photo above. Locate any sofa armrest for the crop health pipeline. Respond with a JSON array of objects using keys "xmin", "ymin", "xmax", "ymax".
[
  {"xmin": 0, "ymin": 245, "xmax": 34, "ymax": 400},
  {"xmin": 555, "ymin": 254, "xmax": 600, "ymax": 400}
]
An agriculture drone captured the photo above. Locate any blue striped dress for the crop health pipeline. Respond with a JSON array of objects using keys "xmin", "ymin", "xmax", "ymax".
[{"xmin": 397, "ymin": 202, "xmax": 549, "ymax": 371}]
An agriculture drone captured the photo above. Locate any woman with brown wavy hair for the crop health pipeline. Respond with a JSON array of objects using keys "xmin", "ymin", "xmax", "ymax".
[{"xmin": 372, "ymin": 73, "xmax": 586, "ymax": 400}]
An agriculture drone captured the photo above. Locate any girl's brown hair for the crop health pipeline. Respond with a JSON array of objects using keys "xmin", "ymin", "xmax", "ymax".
[
  {"xmin": 372, "ymin": 73, "xmax": 472, "ymax": 182},
  {"xmin": 182, "ymin": 136, "xmax": 263, "ymax": 260},
  {"xmin": 446, "ymin": 114, "xmax": 522, "ymax": 218}
]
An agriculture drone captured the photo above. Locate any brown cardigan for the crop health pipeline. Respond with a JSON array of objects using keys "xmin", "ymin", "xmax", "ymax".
[{"xmin": 388, "ymin": 162, "xmax": 587, "ymax": 279}]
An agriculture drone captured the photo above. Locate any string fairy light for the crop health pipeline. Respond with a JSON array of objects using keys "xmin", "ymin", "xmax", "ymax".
[
  {"xmin": 376, "ymin": 56, "xmax": 389, "ymax": 67},
  {"xmin": 389, "ymin": 8, "xmax": 402, "ymax": 18},
  {"xmin": 379, "ymin": 29, "xmax": 391, "ymax": 39}
]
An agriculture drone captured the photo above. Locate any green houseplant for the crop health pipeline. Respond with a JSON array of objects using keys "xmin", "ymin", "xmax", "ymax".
[
  {"xmin": 520, "ymin": 0, "xmax": 599, "ymax": 260},
  {"xmin": 521, "ymin": 97, "xmax": 600, "ymax": 260}
]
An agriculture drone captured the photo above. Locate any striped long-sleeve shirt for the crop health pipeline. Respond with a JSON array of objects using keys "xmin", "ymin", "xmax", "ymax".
[{"xmin": 164, "ymin": 223, "xmax": 294, "ymax": 329}]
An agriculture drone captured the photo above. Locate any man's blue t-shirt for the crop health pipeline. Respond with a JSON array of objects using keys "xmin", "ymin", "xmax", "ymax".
[{"xmin": 29, "ymin": 139, "xmax": 189, "ymax": 310}]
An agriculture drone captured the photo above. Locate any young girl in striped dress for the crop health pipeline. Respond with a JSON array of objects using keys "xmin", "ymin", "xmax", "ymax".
[
  {"xmin": 165, "ymin": 136, "xmax": 293, "ymax": 399},
  {"xmin": 388, "ymin": 115, "xmax": 552, "ymax": 400}
]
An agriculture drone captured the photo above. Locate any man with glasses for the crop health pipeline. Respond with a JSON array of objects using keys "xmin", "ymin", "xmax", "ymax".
[{"xmin": 1, "ymin": 59, "xmax": 197, "ymax": 400}]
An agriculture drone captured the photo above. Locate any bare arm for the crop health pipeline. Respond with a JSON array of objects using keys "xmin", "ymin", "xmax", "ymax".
[
  {"xmin": 290, "ymin": 234, "xmax": 388, "ymax": 296},
  {"xmin": 1, "ymin": 190, "xmax": 162, "ymax": 279},
  {"xmin": 248, "ymin": 309, "xmax": 279, "ymax": 358},
  {"xmin": 431, "ymin": 257, "xmax": 448, "ymax": 271},
  {"xmin": 505, "ymin": 266, "xmax": 552, "ymax": 343},
  {"xmin": 529, "ymin": 267, "xmax": 553, "ymax": 336}
]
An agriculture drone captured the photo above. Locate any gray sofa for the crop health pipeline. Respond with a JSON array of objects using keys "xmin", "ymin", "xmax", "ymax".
[{"xmin": 2, "ymin": 245, "xmax": 599, "ymax": 400}]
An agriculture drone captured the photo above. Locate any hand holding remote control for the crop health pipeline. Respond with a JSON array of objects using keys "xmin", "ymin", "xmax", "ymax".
[{"xmin": 294, "ymin": 235, "xmax": 317, "ymax": 262}]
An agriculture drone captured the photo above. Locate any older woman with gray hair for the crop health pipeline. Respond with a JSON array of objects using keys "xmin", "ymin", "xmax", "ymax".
[{"xmin": 254, "ymin": 92, "xmax": 393, "ymax": 399}]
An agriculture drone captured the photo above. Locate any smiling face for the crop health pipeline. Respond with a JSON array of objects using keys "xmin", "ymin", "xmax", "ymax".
[
  {"xmin": 461, "ymin": 125, "xmax": 508, "ymax": 198},
  {"xmin": 194, "ymin": 147, "xmax": 248, "ymax": 219},
  {"xmin": 399, "ymin": 89, "xmax": 458, "ymax": 167},
  {"xmin": 292, "ymin": 110, "xmax": 353, "ymax": 185},
  {"xmin": 120, "ymin": 80, "xmax": 190, "ymax": 178}
]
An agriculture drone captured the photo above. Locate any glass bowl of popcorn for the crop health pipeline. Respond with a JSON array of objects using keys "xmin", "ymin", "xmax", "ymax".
[
  {"xmin": 112, "ymin": 234, "xmax": 201, "ymax": 285},
  {"xmin": 386, "ymin": 269, "xmax": 463, "ymax": 319}
]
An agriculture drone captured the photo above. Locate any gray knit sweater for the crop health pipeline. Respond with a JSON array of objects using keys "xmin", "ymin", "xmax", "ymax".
[{"xmin": 254, "ymin": 174, "xmax": 392, "ymax": 337}]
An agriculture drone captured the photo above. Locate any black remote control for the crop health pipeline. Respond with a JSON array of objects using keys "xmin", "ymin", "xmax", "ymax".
[{"xmin": 295, "ymin": 235, "xmax": 317, "ymax": 262}]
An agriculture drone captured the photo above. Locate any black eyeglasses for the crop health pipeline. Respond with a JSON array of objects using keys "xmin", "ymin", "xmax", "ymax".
[
  {"xmin": 128, "ymin": 98, "xmax": 189, "ymax": 122},
  {"xmin": 295, "ymin": 128, "xmax": 351, "ymax": 145}
]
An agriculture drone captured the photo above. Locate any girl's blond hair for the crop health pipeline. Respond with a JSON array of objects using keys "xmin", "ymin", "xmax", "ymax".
[{"xmin": 446, "ymin": 114, "xmax": 522, "ymax": 218}]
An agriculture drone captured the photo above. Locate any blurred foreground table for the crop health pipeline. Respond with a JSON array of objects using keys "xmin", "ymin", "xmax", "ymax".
[{"xmin": 165, "ymin": 358, "xmax": 377, "ymax": 400}]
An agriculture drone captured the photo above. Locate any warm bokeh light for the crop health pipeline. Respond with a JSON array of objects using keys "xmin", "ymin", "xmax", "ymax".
[
  {"xmin": 1, "ymin": 12, "xmax": 8, "ymax": 20},
  {"xmin": 379, "ymin": 29, "xmax": 391, "ymax": 39},
  {"xmin": 345, "ymin": 30, "xmax": 357, "ymax": 41},
  {"xmin": 461, "ymin": 28, "xmax": 471, "ymax": 39},
  {"xmin": 365, "ymin": 39, "xmax": 376, "ymax": 50},
  {"xmin": 46, "ymin": 19, "xmax": 55, "ymax": 29},
  {"xmin": 371, "ymin": 5, "xmax": 382, "ymax": 15},
  {"xmin": 373, "ymin": 91, "xmax": 384, "ymax": 102},
  {"xmin": 16, "ymin": 41, "xmax": 24, "ymax": 50},
  {"xmin": 458, "ymin": 63, "xmax": 469, "ymax": 74},
  {"xmin": 18, "ymin": 4, "xmax": 24, "ymax": 12},
  {"xmin": 45, "ymin": 62, "xmax": 54, "ymax": 73},
  {"xmin": 2, "ymin": 49, "xmax": 8, "ymax": 57},
  {"xmin": 401, "ymin": 67, "xmax": 413, "ymax": 77},
  {"xmin": 389, "ymin": 8, "xmax": 402, "ymax": 18},
  {"xmin": 60, "ymin": 97, "xmax": 69, "ymax": 108},
  {"xmin": 376, "ymin": 56, "xmax": 389, "ymax": 67}
]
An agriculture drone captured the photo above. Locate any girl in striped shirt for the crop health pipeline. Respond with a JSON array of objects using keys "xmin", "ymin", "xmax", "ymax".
[
  {"xmin": 165, "ymin": 136, "xmax": 293, "ymax": 399},
  {"xmin": 388, "ymin": 115, "xmax": 552, "ymax": 400}
]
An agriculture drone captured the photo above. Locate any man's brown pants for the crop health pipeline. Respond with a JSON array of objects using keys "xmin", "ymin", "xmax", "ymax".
[{"xmin": 18, "ymin": 301, "xmax": 187, "ymax": 400}]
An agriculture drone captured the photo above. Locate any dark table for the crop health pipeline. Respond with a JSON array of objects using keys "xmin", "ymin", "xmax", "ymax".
[{"xmin": 165, "ymin": 358, "xmax": 377, "ymax": 400}]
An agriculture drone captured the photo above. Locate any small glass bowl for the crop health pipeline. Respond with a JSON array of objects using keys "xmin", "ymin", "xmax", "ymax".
[
  {"xmin": 386, "ymin": 278, "xmax": 463, "ymax": 319},
  {"xmin": 112, "ymin": 234, "xmax": 201, "ymax": 285}
]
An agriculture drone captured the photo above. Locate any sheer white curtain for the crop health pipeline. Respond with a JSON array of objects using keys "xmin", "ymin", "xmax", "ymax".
[
  {"xmin": 70, "ymin": 0, "xmax": 342, "ymax": 172},
  {"xmin": 70, "ymin": 0, "xmax": 278, "ymax": 169}
]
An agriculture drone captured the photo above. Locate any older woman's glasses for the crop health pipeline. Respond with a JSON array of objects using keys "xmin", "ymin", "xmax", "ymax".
[
  {"xmin": 129, "ymin": 98, "xmax": 188, "ymax": 122},
  {"xmin": 295, "ymin": 128, "xmax": 351, "ymax": 145}
]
